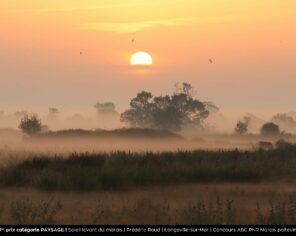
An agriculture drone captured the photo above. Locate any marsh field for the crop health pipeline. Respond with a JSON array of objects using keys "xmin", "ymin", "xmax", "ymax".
[
  {"xmin": 3, "ymin": 0, "xmax": 296, "ymax": 228},
  {"xmin": 0, "ymin": 128, "xmax": 296, "ymax": 225}
]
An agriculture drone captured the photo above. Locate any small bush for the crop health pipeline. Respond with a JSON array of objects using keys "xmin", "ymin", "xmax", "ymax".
[
  {"xmin": 18, "ymin": 114, "xmax": 42, "ymax": 135},
  {"xmin": 261, "ymin": 122, "xmax": 280, "ymax": 136}
]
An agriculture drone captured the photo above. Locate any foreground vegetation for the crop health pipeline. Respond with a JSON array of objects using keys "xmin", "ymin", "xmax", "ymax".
[
  {"xmin": 1, "ymin": 145, "xmax": 296, "ymax": 225},
  {"xmin": 0, "ymin": 184, "xmax": 295, "ymax": 225},
  {"xmin": 3, "ymin": 196, "xmax": 296, "ymax": 225},
  {"xmin": 1, "ymin": 144, "xmax": 296, "ymax": 191}
]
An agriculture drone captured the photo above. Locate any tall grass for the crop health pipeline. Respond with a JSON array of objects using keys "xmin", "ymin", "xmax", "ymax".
[
  {"xmin": 9, "ymin": 198, "xmax": 62, "ymax": 224},
  {"xmin": 256, "ymin": 197, "xmax": 296, "ymax": 225},
  {"xmin": 2, "ymin": 197, "xmax": 296, "ymax": 225},
  {"xmin": 182, "ymin": 197, "xmax": 236, "ymax": 225},
  {"xmin": 1, "ymin": 146, "xmax": 296, "ymax": 191}
]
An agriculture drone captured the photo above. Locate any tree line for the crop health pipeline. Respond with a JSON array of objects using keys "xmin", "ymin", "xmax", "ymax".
[{"xmin": 16, "ymin": 82, "xmax": 293, "ymax": 136}]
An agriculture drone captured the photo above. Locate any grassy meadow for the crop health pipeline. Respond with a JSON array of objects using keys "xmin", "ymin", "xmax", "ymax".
[
  {"xmin": 1, "ymin": 148, "xmax": 296, "ymax": 191},
  {"xmin": 0, "ymin": 184, "xmax": 295, "ymax": 225},
  {"xmin": 3, "ymin": 0, "xmax": 296, "ymax": 226},
  {"xmin": 0, "ymin": 136, "xmax": 296, "ymax": 224}
]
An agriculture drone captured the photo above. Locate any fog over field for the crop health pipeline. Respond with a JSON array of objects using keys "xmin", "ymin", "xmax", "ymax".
[
  {"xmin": 0, "ymin": 109, "xmax": 296, "ymax": 155},
  {"xmin": 0, "ymin": 82, "xmax": 295, "ymax": 225},
  {"xmin": 1, "ymin": 0, "xmax": 296, "ymax": 226}
]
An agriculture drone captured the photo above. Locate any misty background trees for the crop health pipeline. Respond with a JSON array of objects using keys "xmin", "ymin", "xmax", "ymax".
[
  {"xmin": 272, "ymin": 113, "xmax": 296, "ymax": 126},
  {"xmin": 234, "ymin": 115, "xmax": 251, "ymax": 135},
  {"xmin": 93, "ymin": 102, "xmax": 119, "ymax": 129},
  {"xmin": 235, "ymin": 121, "xmax": 248, "ymax": 135},
  {"xmin": 272, "ymin": 113, "xmax": 296, "ymax": 133},
  {"xmin": 120, "ymin": 83, "xmax": 213, "ymax": 132},
  {"xmin": 18, "ymin": 114, "xmax": 42, "ymax": 135},
  {"xmin": 1, "ymin": 82, "xmax": 296, "ymax": 137},
  {"xmin": 94, "ymin": 102, "xmax": 117, "ymax": 115},
  {"xmin": 48, "ymin": 107, "xmax": 59, "ymax": 119},
  {"xmin": 260, "ymin": 122, "xmax": 280, "ymax": 136}
]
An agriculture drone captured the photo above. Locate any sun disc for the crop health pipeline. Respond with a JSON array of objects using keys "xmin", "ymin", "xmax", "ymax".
[{"xmin": 130, "ymin": 51, "xmax": 153, "ymax": 66}]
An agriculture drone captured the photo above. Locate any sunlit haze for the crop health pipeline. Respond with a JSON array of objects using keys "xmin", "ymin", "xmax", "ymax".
[
  {"xmin": 130, "ymin": 52, "xmax": 153, "ymax": 66},
  {"xmin": 0, "ymin": 0, "xmax": 295, "ymax": 117},
  {"xmin": 1, "ymin": 1, "xmax": 296, "ymax": 227}
]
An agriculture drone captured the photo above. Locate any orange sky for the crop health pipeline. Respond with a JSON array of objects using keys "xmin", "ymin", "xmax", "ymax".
[{"xmin": 0, "ymin": 0, "xmax": 295, "ymax": 117}]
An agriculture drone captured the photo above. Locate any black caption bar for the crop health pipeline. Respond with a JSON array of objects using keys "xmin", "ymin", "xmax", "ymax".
[{"xmin": 0, "ymin": 226, "xmax": 296, "ymax": 233}]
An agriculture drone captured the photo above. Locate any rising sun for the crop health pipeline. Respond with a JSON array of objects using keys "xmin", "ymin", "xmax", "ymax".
[{"xmin": 130, "ymin": 51, "xmax": 153, "ymax": 66}]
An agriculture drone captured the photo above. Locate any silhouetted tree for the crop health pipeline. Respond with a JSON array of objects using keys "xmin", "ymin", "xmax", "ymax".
[
  {"xmin": 151, "ymin": 95, "xmax": 184, "ymax": 131},
  {"xmin": 121, "ymin": 83, "xmax": 211, "ymax": 131},
  {"xmin": 120, "ymin": 92, "xmax": 153, "ymax": 127},
  {"xmin": 235, "ymin": 121, "xmax": 248, "ymax": 135},
  {"xmin": 18, "ymin": 114, "xmax": 42, "ymax": 135},
  {"xmin": 261, "ymin": 122, "xmax": 280, "ymax": 136},
  {"xmin": 94, "ymin": 102, "xmax": 117, "ymax": 115},
  {"xmin": 174, "ymin": 82, "xmax": 195, "ymax": 97}
]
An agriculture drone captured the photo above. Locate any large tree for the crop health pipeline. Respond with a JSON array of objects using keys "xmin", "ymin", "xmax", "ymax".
[
  {"xmin": 120, "ymin": 83, "xmax": 211, "ymax": 131},
  {"xmin": 120, "ymin": 92, "xmax": 153, "ymax": 128}
]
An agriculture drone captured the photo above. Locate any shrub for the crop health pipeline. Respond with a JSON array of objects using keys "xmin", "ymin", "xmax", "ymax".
[
  {"xmin": 261, "ymin": 122, "xmax": 280, "ymax": 136},
  {"xmin": 18, "ymin": 114, "xmax": 42, "ymax": 135}
]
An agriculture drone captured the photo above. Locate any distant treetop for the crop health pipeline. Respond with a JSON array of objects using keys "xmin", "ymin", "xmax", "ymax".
[
  {"xmin": 261, "ymin": 122, "xmax": 280, "ymax": 136},
  {"xmin": 121, "ymin": 83, "xmax": 216, "ymax": 132},
  {"xmin": 94, "ymin": 102, "xmax": 117, "ymax": 115}
]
